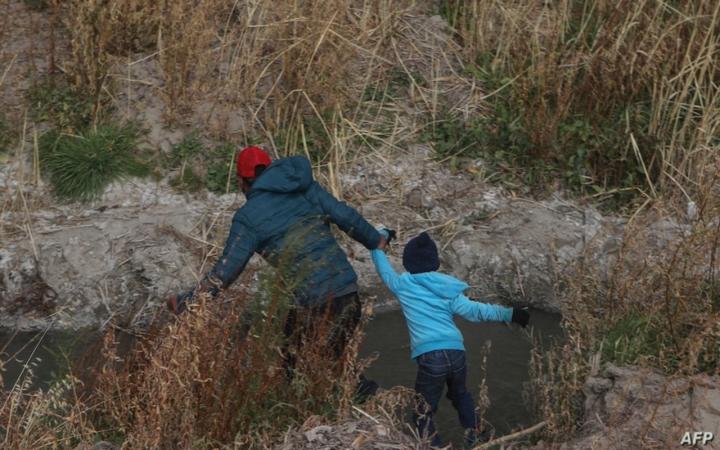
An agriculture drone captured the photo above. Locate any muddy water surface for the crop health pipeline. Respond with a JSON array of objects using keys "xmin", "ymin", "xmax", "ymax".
[
  {"xmin": 1, "ymin": 307, "xmax": 562, "ymax": 447},
  {"xmin": 0, "ymin": 329, "xmax": 99, "ymax": 391},
  {"xmin": 360, "ymin": 308, "xmax": 563, "ymax": 447}
]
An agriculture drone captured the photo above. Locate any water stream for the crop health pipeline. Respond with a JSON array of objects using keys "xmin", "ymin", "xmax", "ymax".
[
  {"xmin": 1, "ymin": 307, "xmax": 562, "ymax": 447},
  {"xmin": 359, "ymin": 308, "xmax": 563, "ymax": 447},
  {"xmin": 0, "ymin": 329, "xmax": 98, "ymax": 391}
]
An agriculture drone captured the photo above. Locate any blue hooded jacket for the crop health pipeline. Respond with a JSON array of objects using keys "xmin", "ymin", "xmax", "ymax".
[
  {"xmin": 370, "ymin": 249, "xmax": 512, "ymax": 359},
  {"xmin": 180, "ymin": 156, "xmax": 381, "ymax": 308}
]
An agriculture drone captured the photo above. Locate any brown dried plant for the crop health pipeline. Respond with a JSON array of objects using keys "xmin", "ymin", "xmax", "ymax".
[
  {"xmin": 447, "ymin": 0, "xmax": 720, "ymax": 196},
  {"xmin": 529, "ymin": 155, "xmax": 720, "ymax": 441}
]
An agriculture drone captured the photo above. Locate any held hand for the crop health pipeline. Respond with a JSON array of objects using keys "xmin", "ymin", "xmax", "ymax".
[
  {"xmin": 511, "ymin": 307, "xmax": 530, "ymax": 328},
  {"xmin": 376, "ymin": 228, "xmax": 397, "ymax": 250},
  {"xmin": 384, "ymin": 228, "xmax": 397, "ymax": 245},
  {"xmin": 377, "ymin": 235, "xmax": 388, "ymax": 250}
]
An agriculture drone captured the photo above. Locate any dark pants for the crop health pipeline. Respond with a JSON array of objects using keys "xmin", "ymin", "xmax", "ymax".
[
  {"xmin": 282, "ymin": 292, "xmax": 377, "ymax": 398},
  {"xmin": 415, "ymin": 349, "xmax": 477, "ymax": 446},
  {"xmin": 282, "ymin": 292, "xmax": 361, "ymax": 376}
]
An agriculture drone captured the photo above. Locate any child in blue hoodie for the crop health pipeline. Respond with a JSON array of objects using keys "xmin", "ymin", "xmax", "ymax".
[{"xmin": 371, "ymin": 231, "xmax": 529, "ymax": 447}]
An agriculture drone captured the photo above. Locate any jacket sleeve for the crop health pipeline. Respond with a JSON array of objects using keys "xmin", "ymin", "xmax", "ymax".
[
  {"xmin": 450, "ymin": 295, "xmax": 513, "ymax": 322},
  {"xmin": 307, "ymin": 182, "xmax": 381, "ymax": 249},
  {"xmin": 175, "ymin": 213, "xmax": 257, "ymax": 309},
  {"xmin": 370, "ymin": 249, "xmax": 401, "ymax": 293},
  {"xmin": 207, "ymin": 211, "xmax": 258, "ymax": 289}
]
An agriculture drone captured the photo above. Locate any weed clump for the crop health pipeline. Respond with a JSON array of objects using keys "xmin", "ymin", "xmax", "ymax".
[
  {"xmin": 93, "ymin": 288, "xmax": 368, "ymax": 447},
  {"xmin": 27, "ymin": 78, "xmax": 93, "ymax": 132},
  {"xmin": 167, "ymin": 134, "xmax": 239, "ymax": 194},
  {"xmin": 205, "ymin": 143, "xmax": 238, "ymax": 194},
  {"xmin": 39, "ymin": 124, "xmax": 148, "ymax": 201}
]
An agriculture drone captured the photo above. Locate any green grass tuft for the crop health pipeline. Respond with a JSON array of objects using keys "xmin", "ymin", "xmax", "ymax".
[
  {"xmin": 169, "ymin": 132, "xmax": 203, "ymax": 167},
  {"xmin": 169, "ymin": 168, "xmax": 204, "ymax": 192},
  {"xmin": 39, "ymin": 124, "xmax": 148, "ymax": 202}
]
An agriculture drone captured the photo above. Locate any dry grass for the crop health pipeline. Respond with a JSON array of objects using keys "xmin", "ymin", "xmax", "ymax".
[
  {"xmin": 61, "ymin": 0, "xmax": 425, "ymax": 125},
  {"xmin": 528, "ymin": 155, "xmax": 720, "ymax": 440},
  {"xmin": 446, "ymin": 0, "xmax": 720, "ymax": 198},
  {"xmin": 0, "ymin": 283, "xmax": 382, "ymax": 448},
  {"xmin": 0, "ymin": 0, "xmax": 487, "ymax": 202}
]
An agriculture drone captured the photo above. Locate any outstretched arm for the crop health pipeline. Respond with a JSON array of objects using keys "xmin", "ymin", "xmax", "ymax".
[
  {"xmin": 207, "ymin": 213, "xmax": 257, "ymax": 289},
  {"xmin": 307, "ymin": 182, "xmax": 382, "ymax": 249},
  {"xmin": 370, "ymin": 249, "xmax": 401, "ymax": 293},
  {"xmin": 172, "ymin": 212, "xmax": 257, "ymax": 313},
  {"xmin": 450, "ymin": 294, "xmax": 513, "ymax": 323}
]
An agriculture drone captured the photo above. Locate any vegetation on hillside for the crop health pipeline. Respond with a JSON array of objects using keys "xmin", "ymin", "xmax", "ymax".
[
  {"xmin": 529, "ymin": 161, "xmax": 720, "ymax": 440},
  {"xmin": 4, "ymin": 0, "xmax": 716, "ymax": 206},
  {"xmin": 438, "ymin": 0, "xmax": 719, "ymax": 208}
]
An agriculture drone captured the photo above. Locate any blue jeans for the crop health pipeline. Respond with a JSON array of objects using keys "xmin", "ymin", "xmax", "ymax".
[{"xmin": 415, "ymin": 349, "xmax": 477, "ymax": 446}]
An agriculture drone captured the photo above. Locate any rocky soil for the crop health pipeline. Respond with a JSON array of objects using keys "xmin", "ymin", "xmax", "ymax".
[
  {"xmin": 0, "ymin": 145, "xmax": 652, "ymax": 331},
  {"xmin": 552, "ymin": 364, "xmax": 720, "ymax": 450},
  {"xmin": 278, "ymin": 417, "xmax": 422, "ymax": 450}
]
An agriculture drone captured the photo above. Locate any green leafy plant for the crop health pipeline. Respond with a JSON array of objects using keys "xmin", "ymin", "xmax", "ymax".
[
  {"xmin": 169, "ymin": 167, "xmax": 204, "ymax": 192},
  {"xmin": 168, "ymin": 133, "xmax": 204, "ymax": 192},
  {"xmin": 169, "ymin": 132, "xmax": 203, "ymax": 167},
  {"xmin": 205, "ymin": 143, "xmax": 238, "ymax": 194},
  {"xmin": 39, "ymin": 124, "xmax": 148, "ymax": 201},
  {"xmin": 600, "ymin": 312, "xmax": 677, "ymax": 368},
  {"xmin": 167, "ymin": 135, "xmax": 240, "ymax": 194},
  {"xmin": 27, "ymin": 78, "xmax": 93, "ymax": 132}
]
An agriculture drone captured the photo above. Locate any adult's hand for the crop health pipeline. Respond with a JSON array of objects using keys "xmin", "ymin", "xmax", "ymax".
[
  {"xmin": 384, "ymin": 229, "xmax": 397, "ymax": 244},
  {"xmin": 376, "ymin": 228, "xmax": 397, "ymax": 249}
]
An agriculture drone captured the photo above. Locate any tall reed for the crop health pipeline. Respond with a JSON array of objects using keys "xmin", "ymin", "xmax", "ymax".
[{"xmin": 445, "ymin": 0, "xmax": 720, "ymax": 198}]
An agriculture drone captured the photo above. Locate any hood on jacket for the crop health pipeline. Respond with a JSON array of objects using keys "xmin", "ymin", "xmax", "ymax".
[
  {"xmin": 410, "ymin": 272, "xmax": 469, "ymax": 300},
  {"xmin": 251, "ymin": 156, "xmax": 313, "ymax": 194}
]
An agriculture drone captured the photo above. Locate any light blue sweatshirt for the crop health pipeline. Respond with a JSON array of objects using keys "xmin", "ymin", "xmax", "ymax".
[{"xmin": 371, "ymin": 249, "xmax": 513, "ymax": 359}]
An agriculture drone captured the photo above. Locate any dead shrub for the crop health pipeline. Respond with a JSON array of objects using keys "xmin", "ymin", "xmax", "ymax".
[
  {"xmin": 529, "ymin": 157, "xmax": 720, "ymax": 441},
  {"xmin": 87, "ymin": 285, "xmax": 372, "ymax": 448}
]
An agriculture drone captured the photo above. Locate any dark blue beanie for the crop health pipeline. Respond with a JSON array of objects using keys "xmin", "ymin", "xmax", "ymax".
[{"xmin": 403, "ymin": 232, "xmax": 440, "ymax": 274}]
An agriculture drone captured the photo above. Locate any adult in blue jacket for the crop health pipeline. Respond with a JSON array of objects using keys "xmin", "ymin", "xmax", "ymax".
[{"xmin": 169, "ymin": 146, "xmax": 387, "ymax": 368}]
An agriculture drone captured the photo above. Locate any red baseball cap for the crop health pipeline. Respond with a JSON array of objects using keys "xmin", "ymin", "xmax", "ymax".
[{"xmin": 236, "ymin": 146, "xmax": 272, "ymax": 179}]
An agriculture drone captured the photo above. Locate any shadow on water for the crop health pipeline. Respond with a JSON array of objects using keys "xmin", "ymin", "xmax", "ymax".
[
  {"xmin": 360, "ymin": 307, "xmax": 563, "ymax": 447},
  {"xmin": 0, "ymin": 329, "xmax": 106, "ymax": 391}
]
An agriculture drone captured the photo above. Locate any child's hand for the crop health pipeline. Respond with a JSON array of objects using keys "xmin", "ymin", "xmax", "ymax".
[
  {"xmin": 377, "ymin": 228, "xmax": 397, "ymax": 247},
  {"xmin": 511, "ymin": 307, "xmax": 530, "ymax": 327}
]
